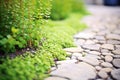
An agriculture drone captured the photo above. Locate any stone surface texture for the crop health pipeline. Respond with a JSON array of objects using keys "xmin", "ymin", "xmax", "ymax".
[
  {"xmin": 112, "ymin": 59, "xmax": 120, "ymax": 68},
  {"xmin": 98, "ymin": 70, "xmax": 108, "ymax": 79},
  {"xmin": 105, "ymin": 56, "xmax": 113, "ymax": 62},
  {"xmin": 51, "ymin": 61, "xmax": 96, "ymax": 80},
  {"xmin": 111, "ymin": 69, "xmax": 120, "ymax": 80}
]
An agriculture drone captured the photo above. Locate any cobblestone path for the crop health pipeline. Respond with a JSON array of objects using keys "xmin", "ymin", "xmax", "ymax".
[{"xmin": 45, "ymin": 5, "xmax": 120, "ymax": 80}]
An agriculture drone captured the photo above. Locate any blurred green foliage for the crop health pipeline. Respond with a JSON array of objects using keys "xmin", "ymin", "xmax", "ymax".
[
  {"xmin": 50, "ymin": 0, "xmax": 87, "ymax": 20},
  {"xmin": 0, "ymin": 0, "xmax": 51, "ymax": 53},
  {"xmin": 0, "ymin": 52, "xmax": 53, "ymax": 80},
  {"xmin": 71, "ymin": 0, "xmax": 88, "ymax": 13},
  {"xmin": 0, "ymin": 0, "xmax": 87, "ymax": 79},
  {"xmin": 50, "ymin": 0, "xmax": 71, "ymax": 20}
]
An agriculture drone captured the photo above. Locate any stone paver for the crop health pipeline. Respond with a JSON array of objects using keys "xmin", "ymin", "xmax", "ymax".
[
  {"xmin": 45, "ymin": 5, "xmax": 120, "ymax": 80},
  {"xmin": 63, "ymin": 47, "xmax": 83, "ymax": 53},
  {"xmin": 82, "ymin": 44, "xmax": 100, "ymax": 51},
  {"xmin": 79, "ymin": 57, "xmax": 100, "ymax": 66},
  {"xmin": 95, "ymin": 66, "xmax": 102, "ymax": 71},
  {"xmin": 106, "ymin": 34, "xmax": 120, "ymax": 40},
  {"xmin": 88, "ymin": 51, "xmax": 101, "ymax": 55},
  {"xmin": 74, "ymin": 32, "xmax": 96, "ymax": 39},
  {"xmin": 112, "ymin": 59, "xmax": 120, "ymax": 68},
  {"xmin": 101, "ymin": 52, "xmax": 113, "ymax": 56},
  {"xmin": 98, "ymin": 70, "xmax": 108, "ymax": 79},
  {"xmin": 101, "ymin": 68, "xmax": 112, "ymax": 73},
  {"xmin": 50, "ymin": 61, "xmax": 96, "ymax": 80},
  {"xmin": 101, "ymin": 62, "xmax": 113, "ymax": 68},
  {"xmin": 111, "ymin": 69, "xmax": 120, "ymax": 80},
  {"xmin": 107, "ymin": 40, "xmax": 120, "ymax": 45},
  {"xmin": 115, "ymin": 45, "xmax": 120, "ymax": 49},
  {"xmin": 105, "ymin": 56, "xmax": 113, "ymax": 62},
  {"xmin": 113, "ymin": 55, "xmax": 120, "ymax": 59},
  {"xmin": 101, "ymin": 44, "xmax": 114, "ymax": 50},
  {"xmin": 112, "ymin": 49, "xmax": 120, "ymax": 55}
]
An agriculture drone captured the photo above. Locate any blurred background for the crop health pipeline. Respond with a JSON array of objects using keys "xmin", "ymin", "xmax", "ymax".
[{"xmin": 84, "ymin": 0, "xmax": 120, "ymax": 6}]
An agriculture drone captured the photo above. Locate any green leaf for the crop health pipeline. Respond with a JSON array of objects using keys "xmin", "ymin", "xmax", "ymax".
[{"xmin": 11, "ymin": 27, "xmax": 19, "ymax": 33}]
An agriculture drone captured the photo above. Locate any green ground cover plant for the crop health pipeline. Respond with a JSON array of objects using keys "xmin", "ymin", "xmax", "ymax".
[
  {"xmin": 0, "ymin": 0, "xmax": 87, "ymax": 79},
  {"xmin": 0, "ymin": 0, "xmax": 51, "ymax": 53},
  {"xmin": 0, "ymin": 13, "xmax": 86, "ymax": 80}
]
